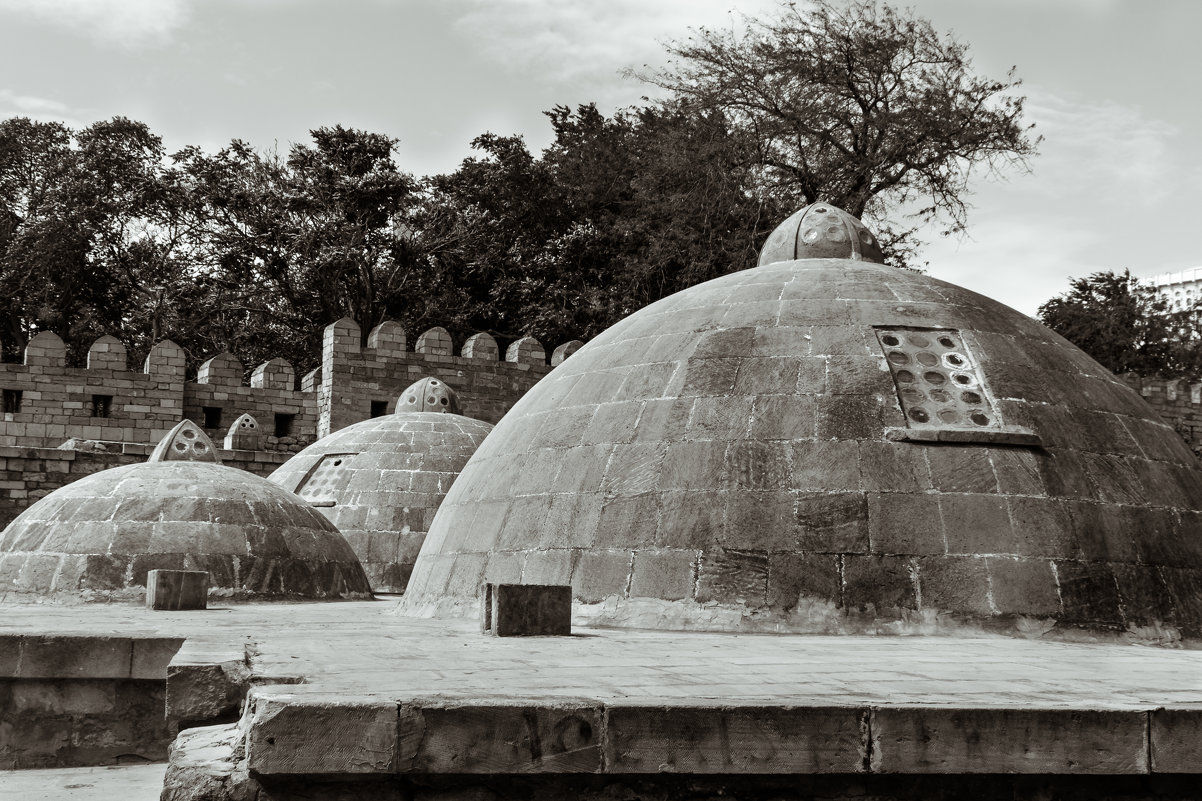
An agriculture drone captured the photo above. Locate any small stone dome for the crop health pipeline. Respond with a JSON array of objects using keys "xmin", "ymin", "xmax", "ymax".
[
  {"xmin": 0, "ymin": 421, "xmax": 371, "ymax": 602},
  {"xmin": 758, "ymin": 203, "xmax": 885, "ymax": 265},
  {"xmin": 268, "ymin": 378, "xmax": 493, "ymax": 593},
  {"xmin": 400, "ymin": 205, "xmax": 1202, "ymax": 643}
]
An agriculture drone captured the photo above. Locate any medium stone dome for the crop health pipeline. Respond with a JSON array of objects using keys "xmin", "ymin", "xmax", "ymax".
[
  {"xmin": 400, "ymin": 205, "xmax": 1202, "ymax": 642},
  {"xmin": 0, "ymin": 421, "xmax": 371, "ymax": 602},
  {"xmin": 268, "ymin": 378, "xmax": 493, "ymax": 592}
]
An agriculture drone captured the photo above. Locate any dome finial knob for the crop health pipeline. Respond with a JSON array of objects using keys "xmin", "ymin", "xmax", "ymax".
[{"xmin": 758, "ymin": 203, "xmax": 885, "ymax": 266}]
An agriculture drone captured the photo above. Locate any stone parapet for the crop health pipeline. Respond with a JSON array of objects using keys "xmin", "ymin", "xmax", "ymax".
[{"xmin": 1, "ymin": 323, "xmax": 582, "ymax": 450}]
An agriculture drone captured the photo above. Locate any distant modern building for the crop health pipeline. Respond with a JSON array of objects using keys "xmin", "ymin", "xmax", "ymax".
[{"xmin": 1146, "ymin": 267, "xmax": 1202, "ymax": 311}]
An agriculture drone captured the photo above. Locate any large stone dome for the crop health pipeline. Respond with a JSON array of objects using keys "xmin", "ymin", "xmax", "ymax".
[
  {"xmin": 268, "ymin": 377, "xmax": 493, "ymax": 592},
  {"xmin": 0, "ymin": 421, "xmax": 371, "ymax": 602},
  {"xmin": 400, "ymin": 205, "xmax": 1202, "ymax": 642}
]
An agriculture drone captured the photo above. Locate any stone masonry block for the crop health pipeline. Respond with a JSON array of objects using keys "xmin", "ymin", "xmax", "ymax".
[
  {"xmin": 125, "ymin": 638, "xmax": 186, "ymax": 683},
  {"xmin": 1055, "ymin": 560, "xmax": 1122, "ymax": 629},
  {"xmin": 867, "ymin": 493, "xmax": 945, "ymax": 556},
  {"xmin": 399, "ymin": 703, "xmax": 603, "ymax": 773},
  {"xmin": 86, "ymin": 334, "xmax": 127, "ymax": 370},
  {"xmin": 367, "ymin": 320, "xmax": 406, "ymax": 357},
  {"xmin": 551, "ymin": 339, "xmax": 583, "ymax": 366},
  {"xmin": 1150, "ymin": 707, "xmax": 1202, "ymax": 773},
  {"xmin": 871, "ymin": 708, "xmax": 1148, "ymax": 774},
  {"xmin": 916, "ymin": 556, "xmax": 992, "ymax": 616},
  {"xmin": 462, "ymin": 332, "xmax": 499, "ymax": 360},
  {"xmin": 842, "ymin": 554, "xmax": 916, "ymax": 612},
  {"xmin": 24, "ymin": 330, "xmax": 66, "ymax": 367},
  {"xmin": 196, "ymin": 352, "xmax": 243, "ymax": 386},
  {"xmin": 247, "ymin": 692, "xmax": 398, "ymax": 774},
  {"xmin": 794, "ymin": 492, "xmax": 869, "ymax": 553},
  {"xmin": 250, "ymin": 358, "xmax": 295, "ymax": 390},
  {"xmin": 572, "ymin": 549, "xmax": 632, "ymax": 603},
  {"xmin": 506, "ymin": 336, "xmax": 546, "ymax": 366},
  {"xmin": 17, "ymin": 635, "xmax": 132, "ymax": 679},
  {"xmin": 696, "ymin": 548, "xmax": 768, "ymax": 606},
  {"xmin": 147, "ymin": 569, "xmax": 209, "ymax": 611},
  {"xmin": 416, "ymin": 326, "xmax": 454, "ymax": 356},
  {"xmin": 144, "ymin": 338, "xmax": 186, "ymax": 376},
  {"xmin": 605, "ymin": 706, "xmax": 867, "ymax": 773},
  {"xmin": 767, "ymin": 552, "xmax": 842, "ymax": 610},
  {"xmin": 629, "ymin": 549, "xmax": 696, "ymax": 601},
  {"xmin": 482, "ymin": 583, "xmax": 572, "ymax": 636}
]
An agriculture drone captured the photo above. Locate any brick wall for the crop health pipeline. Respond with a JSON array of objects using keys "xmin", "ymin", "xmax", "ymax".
[
  {"xmin": 1118, "ymin": 373, "xmax": 1202, "ymax": 454},
  {"xmin": 317, "ymin": 318, "xmax": 580, "ymax": 437},
  {"xmin": 0, "ymin": 321, "xmax": 583, "ymax": 449},
  {"xmin": 0, "ymin": 320, "xmax": 583, "ymax": 528}
]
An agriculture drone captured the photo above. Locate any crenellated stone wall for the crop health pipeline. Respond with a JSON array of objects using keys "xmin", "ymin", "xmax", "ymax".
[
  {"xmin": 1118, "ymin": 373, "xmax": 1202, "ymax": 454},
  {"xmin": 0, "ymin": 321, "xmax": 582, "ymax": 527},
  {"xmin": 0, "ymin": 321, "xmax": 583, "ymax": 449},
  {"xmin": 317, "ymin": 318, "xmax": 580, "ymax": 437}
]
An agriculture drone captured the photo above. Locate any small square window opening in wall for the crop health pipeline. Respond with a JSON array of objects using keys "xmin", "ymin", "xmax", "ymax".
[
  {"xmin": 202, "ymin": 406, "xmax": 222, "ymax": 429},
  {"xmin": 370, "ymin": 400, "xmax": 389, "ymax": 418},
  {"xmin": 274, "ymin": 413, "xmax": 295, "ymax": 438},
  {"xmin": 91, "ymin": 394, "xmax": 112, "ymax": 418},
  {"xmin": 2, "ymin": 389, "xmax": 22, "ymax": 414}
]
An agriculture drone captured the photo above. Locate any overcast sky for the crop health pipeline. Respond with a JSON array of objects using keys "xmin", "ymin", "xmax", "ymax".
[{"xmin": 0, "ymin": 0, "xmax": 1198, "ymax": 317}]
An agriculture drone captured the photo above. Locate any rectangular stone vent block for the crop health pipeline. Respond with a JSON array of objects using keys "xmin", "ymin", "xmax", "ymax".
[
  {"xmin": 482, "ymin": 583, "xmax": 572, "ymax": 636},
  {"xmin": 874, "ymin": 327, "xmax": 1001, "ymax": 431},
  {"xmin": 147, "ymin": 569, "xmax": 208, "ymax": 610},
  {"xmin": 294, "ymin": 452, "xmax": 357, "ymax": 502}
]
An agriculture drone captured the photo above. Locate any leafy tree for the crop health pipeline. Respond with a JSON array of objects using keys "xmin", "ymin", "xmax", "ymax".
[
  {"xmin": 171, "ymin": 126, "xmax": 431, "ymax": 373},
  {"xmin": 635, "ymin": 0, "xmax": 1040, "ymax": 264},
  {"xmin": 418, "ymin": 103, "xmax": 780, "ymax": 345},
  {"xmin": 0, "ymin": 116, "xmax": 181, "ymax": 364},
  {"xmin": 1038, "ymin": 270, "xmax": 1202, "ymax": 378}
]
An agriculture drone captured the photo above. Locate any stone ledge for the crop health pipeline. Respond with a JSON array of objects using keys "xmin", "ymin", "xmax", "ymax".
[
  {"xmin": 885, "ymin": 427, "xmax": 1042, "ymax": 447},
  {"xmin": 239, "ymin": 693, "xmax": 1185, "ymax": 777},
  {"xmin": 0, "ymin": 634, "xmax": 184, "ymax": 679}
]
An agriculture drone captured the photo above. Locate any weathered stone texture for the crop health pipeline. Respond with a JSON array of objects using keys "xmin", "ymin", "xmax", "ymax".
[
  {"xmin": 316, "ymin": 317, "xmax": 572, "ymax": 439},
  {"xmin": 482, "ymin": 583, "xmax": 572, "ymax": 636},
  {"xmin": 268, "ymin": 411, "xmax": 492, "ymax": 593},
  {"xmin": 0, "ymin": 459, "xmax": 371, "ymax": 602},
  {"xmin": 147, "ymin": 569, "xmax": 209, "ymax": 610},
  {"xmin": 0, "ymin": 678, "xmax": 171, "ymax": 768},
  {"xmin": 401, "ymin": 251, "xmax": 1202, "ymax": 639}
]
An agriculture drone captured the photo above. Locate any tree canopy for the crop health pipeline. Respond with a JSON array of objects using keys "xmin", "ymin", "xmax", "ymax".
[
  {"xmin": 1037, "ymin": 270, "xmax": 1202, "ymax": 378},
  {"xmin": 0, "ymin": 0, "xmax": 1041, "ymax": 376},
  {"xmin": 636, "ymin": 0, "xmax": 1040, "ymax": 263}
]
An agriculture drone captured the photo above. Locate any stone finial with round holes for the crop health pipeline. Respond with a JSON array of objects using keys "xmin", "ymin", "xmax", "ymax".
[
  {"xmin": 397, "ymin": 377, "xmax": 461, "ymax": 414},
  {"xmin": 758, "ymin": 202, "xmax": 885, "ymax": 265},
  {"xmin": 224, "ymin": 413, "xmax": 261, "ymax": 450},
  {"xmin": 149, "ymin": 419, "xmax": 222, "ymax": 464}
]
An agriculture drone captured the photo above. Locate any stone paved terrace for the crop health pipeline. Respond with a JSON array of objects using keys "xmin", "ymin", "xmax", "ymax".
[{"xmin": 3, "ymin": 599, "xmax": 1202, "ymax": 798}]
